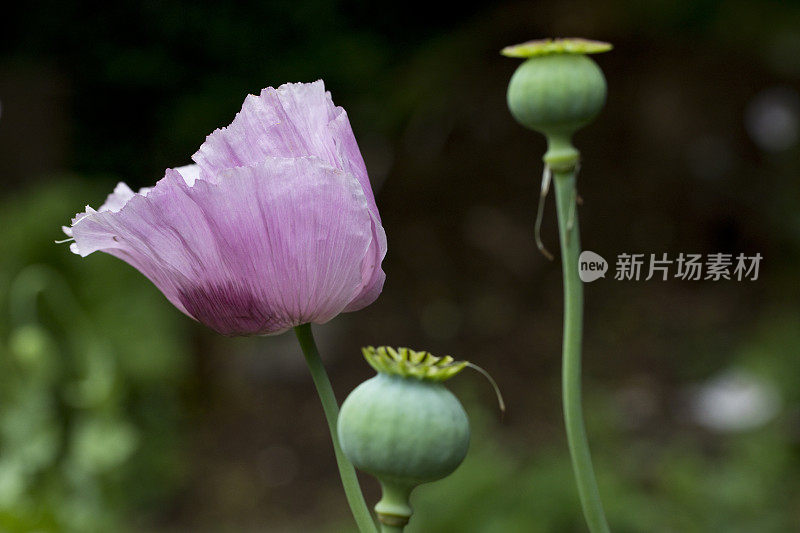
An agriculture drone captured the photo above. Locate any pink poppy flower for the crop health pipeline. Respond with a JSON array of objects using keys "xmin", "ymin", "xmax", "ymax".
[{"xmin": 64, "ymin": 81, "xmax": 386, "ymax": 336}]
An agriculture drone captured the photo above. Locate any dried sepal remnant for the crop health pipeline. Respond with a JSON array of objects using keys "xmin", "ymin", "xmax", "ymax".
[
  {"xmin": 63, "ymin": 81, "xmax": 387, "ymax": 337},
  {"xmin": 362, "ymin": 346, "xmax": 468, "ymax": 381},
  {"xmin": 501, "ymin": 38, "xmax": 612, "ymax": 58}
]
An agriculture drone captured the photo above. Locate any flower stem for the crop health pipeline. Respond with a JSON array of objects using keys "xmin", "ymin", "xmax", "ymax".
[
  {"xmin": 294, "ymin": 323, "xmax": 377, "ymax": 533},
  {"xmin": 553, "ymin": 168, "xmax": 610, "ymax": 533},
  {"xmin": 374, "ymin": 481, "xmax": 413, "ymax": 532}
]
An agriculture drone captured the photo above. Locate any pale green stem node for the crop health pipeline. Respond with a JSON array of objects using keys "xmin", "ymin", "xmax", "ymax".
[{"xmin": 375, "ymin": 482, "xmax": 414, "ymax": 528}]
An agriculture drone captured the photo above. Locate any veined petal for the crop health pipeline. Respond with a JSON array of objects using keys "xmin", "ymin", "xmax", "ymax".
[
  {"xmin": 100, "ymin": 182, "xmax": 135, "ymax": 213},
  {"xmin": 174, "ymin": 164, "xmax": 202, "ymax": 186},
  {"xmin": 326, "ymin": 109, "xmax": 380, "ymax": 223},
  {"xmin": 68, "ymin": 164, "xmax": 199, "ymax": 230},
  {"xmin": 343, "ymin": 212, "xmax": 387, "ymax": 312},
  {"xmin": 193, "ymin": 81, "xmax": 380, "ymax": 221},
  {"xmin": 69, "ymin": 157, "xmax": 375, "ymax": 336},
  {"xmin": 193, "ymin": 81, "xmax": 334, "ymax": 172}
]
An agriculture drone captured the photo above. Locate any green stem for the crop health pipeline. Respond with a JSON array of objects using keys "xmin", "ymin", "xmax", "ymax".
[
  {"xmin": 374, "ymin": 481, "xmax": 412, "ymax": 532},
  {"xmin": 294, "ymin": 323, "xmax": 377, "ymax": 533},
  {"xmin": 553, "ymin": 168, "xmax": 610, "ymax": 533}
]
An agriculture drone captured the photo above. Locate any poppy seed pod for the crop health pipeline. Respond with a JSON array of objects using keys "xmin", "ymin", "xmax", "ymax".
[
  {"xmin": 339, "ymin": 374, "xmax": 469, "ymax": 484},
  {"xmin": 338, "ymin": 347, "xmax": 472, "ymax": 528},
  {"xmin": 504, "ymin": 39, "xmax": 610, "ymax": 140}
]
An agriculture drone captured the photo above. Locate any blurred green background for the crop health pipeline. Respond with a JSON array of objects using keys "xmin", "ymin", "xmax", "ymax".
[{"xmin": 1, "ymin": 0, "xmax": 799, "ymax": 531}]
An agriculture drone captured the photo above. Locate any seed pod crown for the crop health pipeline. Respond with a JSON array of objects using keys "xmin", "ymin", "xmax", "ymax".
[{"xmin": 362, "ymin": 346, "xmax": 468, "ymax": 381}]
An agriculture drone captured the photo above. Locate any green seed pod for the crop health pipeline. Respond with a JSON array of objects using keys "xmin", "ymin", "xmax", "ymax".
[
  {"xmin": 504, "ymin": 38, "xmax": 611, "ymax": 139},
  {"xmin": 338, "ymin": 347, "xmax": 477, "ymax": 529},
  {"xmin": 503, "ymin": 38, "xmax": 613, "ymax": 259},
  {"xmin": 339, "ymin": 372, "xmax": 469, "ymax": 484}
]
